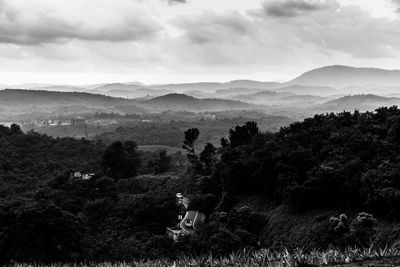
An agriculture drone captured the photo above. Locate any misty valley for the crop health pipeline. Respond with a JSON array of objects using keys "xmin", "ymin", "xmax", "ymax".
[
  {"xmin": 4, "ymin": 66, "xmax": 400, "ymax": 148},
  {"xmin": 3, "ymin": 65, "xmax": 400, "ymax": 266}
]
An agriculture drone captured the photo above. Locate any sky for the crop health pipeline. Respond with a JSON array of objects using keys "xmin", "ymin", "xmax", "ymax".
[{"xmin": 0, "ymin": 0, "xmax": 400, "ymax": 85}]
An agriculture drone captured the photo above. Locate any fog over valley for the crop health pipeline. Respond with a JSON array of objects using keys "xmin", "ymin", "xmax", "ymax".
[{"xmin": 4, "ymin": 1, "xmax": 400, "ymax": 266}]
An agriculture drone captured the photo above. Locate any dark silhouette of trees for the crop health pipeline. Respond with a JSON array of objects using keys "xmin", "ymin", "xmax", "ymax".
[
  {"xmin": 0, "ymin": 201, "xmax": 84, "ymax": 263},
  {"xmin": 208, "ymin": 107, "xmax": 400, "ymax": 219},
  {"xmin": 149, "ymin": 150, "xmax": 172, "ymax": 174},
  {"xmin": 10, "ymin": 124, "xmax": 22, "ymax": 135},
  {"xmin": 101, "ymin": 141, "xmax": 141, "ymax": 180},
  {"xmin": 200, "ymin": 143, "xmax": 217, "ymax": 175},
  {"xmin": 183, "ymin": 128, "xmax": 202, "ymax": 173},
  {"xmin": 183, "ymin": 128, "xmax": 200, "ymax": 154},
  {"xmin": 229, "ymin": 121, "xmax": 259, "ymax": 148}
]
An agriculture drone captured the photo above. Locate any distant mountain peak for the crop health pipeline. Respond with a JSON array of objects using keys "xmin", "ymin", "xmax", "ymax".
[{"xmin": 287, "ymin": 65, "xmax": 400, "ymax": 88}]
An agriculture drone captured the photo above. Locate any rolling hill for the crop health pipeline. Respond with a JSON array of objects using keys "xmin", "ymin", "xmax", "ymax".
[
  {"xmin": 274, "ymin": 84, "xmax": 337, "ymax": 96},
  {"xmin": 143, "ymin": 93, "xmax": 259, "ymax": 111},
  {"xmin": 286, "ymin": 65, "xmax": 400, "ymax": 89},
  {"xmin": 149, "ymin": 80, "xmax": 279, "ymax": 93},
  {"xmin": 317, "ymin": 94, "xmax": 400, "ymax": 112},
  {"xmin": 0, "ymin": 89, "xmax": 262, "ymax": 120},
  {"xmin": 0, "ymin": 89, "xmax": 144, "ymax": 119}
]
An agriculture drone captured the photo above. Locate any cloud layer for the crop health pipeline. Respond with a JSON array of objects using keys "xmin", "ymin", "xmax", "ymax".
[
  {"xmin": 0, "ymin": 0, "xmax": 162, "ymax": 44},
  {"xmin": 263, "ymin": 0, "xmax": 339, "ymax": 17},
  {"xmin": 0, "ymin": 0, "xmax": 399, "ymax": 84}
]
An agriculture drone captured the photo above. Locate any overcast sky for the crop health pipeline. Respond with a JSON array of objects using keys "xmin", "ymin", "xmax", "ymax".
[{"xmin": 0, "ymin": 0, "xmax": 400, "ymax": 85}]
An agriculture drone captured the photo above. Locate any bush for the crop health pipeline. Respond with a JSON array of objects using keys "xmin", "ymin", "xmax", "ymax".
[{"xmin": 327, "ymin": 212, "xmax": 377, "ymax": 248}]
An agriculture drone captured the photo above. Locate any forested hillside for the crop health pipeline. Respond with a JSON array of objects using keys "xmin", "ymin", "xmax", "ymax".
[
  {"xmin": 0, "ymin": 125, "xmax": 103, "ymax": 198},
  {"xmin": 2, "ymin": 107, "xmax": 400, "ymax": 264},
  {"xmin": 211, "ymin": 106, "xmax": 400, "ymax": 218}
]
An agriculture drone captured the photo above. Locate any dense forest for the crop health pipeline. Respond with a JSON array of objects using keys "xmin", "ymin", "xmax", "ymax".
[{"xmin": 2, "ymin": 107, "xmax": 400, "ymax": 263}]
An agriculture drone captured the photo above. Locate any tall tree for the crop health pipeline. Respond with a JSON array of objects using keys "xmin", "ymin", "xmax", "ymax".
[
  {"xmin": 101, "ymin": 141, "xmax": 140, "ymax": 180},
  {"xmin": 182, "ymin": 128, "xmax": 200, "ymax": 154},
  {"xmin": 183, "ymin": 128, "xmax": 201, "ymax": 173},
  {"xmin": 200, "ymin": 143, "xmax": 217, "ymax": 175},
  {"xmin": 229, "ymin": 121, "xmax": 259, "ymax": 148}
]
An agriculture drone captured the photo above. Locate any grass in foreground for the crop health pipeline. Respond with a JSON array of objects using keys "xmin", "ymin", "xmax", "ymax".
[{"xmin": 8, "ymin": 246, "xmax": 400, "ymax": 267}]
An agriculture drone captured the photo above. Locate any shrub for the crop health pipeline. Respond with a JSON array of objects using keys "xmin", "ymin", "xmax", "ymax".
[{"xmin": 327, "ymin": 212, "xmax": 377, "ymax": 248}]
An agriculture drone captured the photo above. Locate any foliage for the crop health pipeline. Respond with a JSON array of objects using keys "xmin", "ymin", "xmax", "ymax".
[
  {"xmin": 5, "ymin": 107, "xmax": 400, "ymax": 263},
  {"xmin": 199, "ymin": 143, "xmax": 218, "ymax": 175},
  {"xmin": 328, "ymin": 212, "xmax": 377, "ymax": 248},
  {"xmin": 210, "ymin": 107, "xmax": 400, "ymax": 219},
  {"xmin": 101, "ymin": 141, "xmax": 140, "ymax": 180},
  {"xmin": 0, "ymin": 200, "xmax": 84, "ymax": 263},
  {"xmin": 182, "ymin": 128, "xmax": 202, "ymax": 174},
  {"xmin": 147, "ymin": 150, "xmax": 172, "ymax": 174}
]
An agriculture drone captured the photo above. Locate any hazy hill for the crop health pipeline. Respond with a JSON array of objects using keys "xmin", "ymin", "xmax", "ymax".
[
  {"xmin": 150, "ymin": 82, "xmax": 223, "ymax": 92},
  {"xmin": 143, "ymin": 93, "xmax": 258, "ymax": 111},
  {"xmin": 88, "ymin": 83, "xmax": 174, "ymax": 98},
  {"xmin": 229, "ymin": 90, "xmax": 327, "ymax": 106},
  {"xmin": 0, "ymin": 89, "xmax": 263, "ymax": 119},
  {"xmin": 0, "ymin": 89, "xmax": 144, "ymax": 119},
  {"xmin": 0, "ymin": 89, "xmax": 131, "ymax": 105},
  {"xmin": 150, "ymin": 80, "xmax": 279, "ymax": 93},
  {"xmin": 229, "ymin": 90, "xmax": 291, "ymax": 102},
  {"xmin": 30, "ymin": 85, "xmax": 87, "ymax": 93},
  {"xmin": 214, "ymin": 87, "xmax": 267, "ymax": 97},
  {"xmin": 91, "ymin": 83, "xmax": 145, "ymax": 93},
  {"xmin": 225, "ymin": 80, "xmax": 281, "ymax": 89},
  {"xmin": 105, "ymin": 88, "xmax": 174, "ymax": 99},
  {"xmin": 274, "ymin": 84, "xmax": 337, "ymax": 96},
  {"xmin": 287, "ymin": 65, "xmax": 400, "ymax": 88},
  {"xmin": 317, "ymin": 94, "xmax": 400, "ymax": 112}
]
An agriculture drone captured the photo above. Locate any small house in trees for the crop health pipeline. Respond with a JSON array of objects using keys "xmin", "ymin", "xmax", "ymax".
[
  {"xmin": 70, "ymin": 171, "xmax": 95, "ymax": 180},
  {"xmin": 166, "ymin": 193, "xmax": 206, "ymax": 241}
]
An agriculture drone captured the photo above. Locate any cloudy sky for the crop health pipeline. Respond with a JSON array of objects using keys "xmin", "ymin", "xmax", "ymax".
[{"xmin": 0, "ymin": 0, "xmax": 400, "ymax": 85}]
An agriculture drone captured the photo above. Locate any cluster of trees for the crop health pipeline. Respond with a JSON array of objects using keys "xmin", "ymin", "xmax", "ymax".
[
  {"xmin": 187, "ymin": 107, "xmax": 400, "ymax": 221},
  {"xmin": 0, "ymin": 124, "xmax": 182, "ymax": 263},
  {"xmin": 0, "ymin": 124, "xmax": 103, "ymax": 198}
]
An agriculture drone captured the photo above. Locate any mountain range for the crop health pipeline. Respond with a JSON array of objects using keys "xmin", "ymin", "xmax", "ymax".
[
  {"xmin": 287, "ymin": 65, "xmax": 400, "ymax": 88},
  {"xmin": 2, "ymin": 65, "xmax": 400, "ymax": 120},
  {"xmin": 0, "ymin": 89, "xmax": 262, "ymax": 120},
  {"xmin": 4, "ymin": 65, "xmax": 400, "ymax": 98}
]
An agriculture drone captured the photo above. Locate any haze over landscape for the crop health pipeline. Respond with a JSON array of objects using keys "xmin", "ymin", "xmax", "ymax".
[
  {"xmin": 1, "ymin": 0, "xmax": 400, "ymax": 126},
  {"xmin": 5, "ymin": 1, "xmax": 400, "ymax": 266}
]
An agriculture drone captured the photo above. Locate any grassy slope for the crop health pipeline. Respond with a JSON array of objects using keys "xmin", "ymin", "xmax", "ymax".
[{"xmin": 9, "ymin": 248, "xmax": 400, "ymax": 266}]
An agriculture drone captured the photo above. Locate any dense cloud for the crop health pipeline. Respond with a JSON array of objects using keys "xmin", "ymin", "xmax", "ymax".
[
  {"xmin": 172, "ymin": 12, "xmax": 253, "ymax": 45},
  {"xmin": 393, "ymin": 0, "xmax": 400, "ymax": 11},
  {"xmin": 262, "ymin": 0, "xmax": 339, "ymax": 17},
  {"xmin": 0, "ymin": 0, "xmax": 162, "ymax": 45},
  {"xmin": 0, "ymin": 0, "xmax": 398, "ymax": 84}
]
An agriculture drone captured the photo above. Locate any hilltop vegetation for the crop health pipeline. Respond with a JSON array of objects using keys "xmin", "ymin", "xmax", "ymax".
[
  {"xmin": 3, "ymin": 107, "xmax": 400, "ymax": 264},
  {"xmin": 209, "ymin": 106, "xmax": 400, "ymax": 219},
  {"xmin": 94, "ymin": 115, "xmax": 292, "ymax": 148},
  {"xmin": 317, "ymin": 94, "xmax": 400, "ymax": 112}
]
